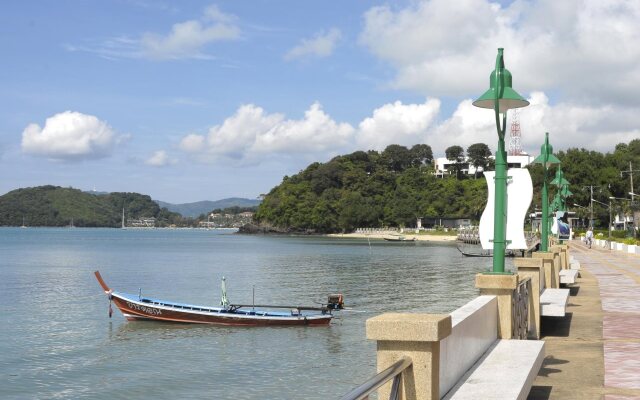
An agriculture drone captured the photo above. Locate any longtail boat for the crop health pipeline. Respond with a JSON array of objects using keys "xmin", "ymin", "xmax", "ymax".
[{"xmin": 94, "ymin": 271, "xmax": 343, "ymax": 326}]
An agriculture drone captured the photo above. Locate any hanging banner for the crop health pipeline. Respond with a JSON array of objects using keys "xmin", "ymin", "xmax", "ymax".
[
  {"xmin": 479, "ymin": 168, "xmax": 533, "ymax": 250},
  {"xmin": 551, "ymin": 210, "xmax": 571, "ymax": 240}
]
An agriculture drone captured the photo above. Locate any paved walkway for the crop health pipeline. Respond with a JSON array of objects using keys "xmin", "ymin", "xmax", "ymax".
[
  {"xmin": 571, "ymin": 240, "xmax": 640, "ymax": 399},
  {"xmin": 529, "ymin": 240, "xmax": 640, "ymax": 399}
]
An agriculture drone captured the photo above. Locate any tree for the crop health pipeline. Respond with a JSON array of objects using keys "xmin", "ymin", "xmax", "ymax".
[
  {"xmin": 445, "ymin": 145, "xmax": 466, "ymax": 179},
  {"xmin": 251, "ymin": 139, "xmax": 639, "ymax": 233},
  {"xmin": 382, "ymin": 144, "xmax": 411, "ymax": 172},
  {"xmin": 409, "ymin": 144, "xmax": 434, "ymax": 168},
  {"xmin": 466, "ymin": 143, "xmax": 492, "ymax": 178}
]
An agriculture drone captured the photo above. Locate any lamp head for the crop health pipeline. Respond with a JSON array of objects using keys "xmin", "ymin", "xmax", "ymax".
[
  {"xmin": 550, "ymin": 167, "xmax": 569, "ymax": 186},
  {"xmin": 550, "ymin": 196, "xmax": 562, "ymax": 212},
  {"xmin": 533, "ymin": 132, "xmax": 561, "ymax": 167},
  {"xmin": 560, "ymin": 185, "xmax": 573, "ymax": 197},
  {"xmin": 472, "ymin": 49, "xmax": 530, "ymax": 113}
]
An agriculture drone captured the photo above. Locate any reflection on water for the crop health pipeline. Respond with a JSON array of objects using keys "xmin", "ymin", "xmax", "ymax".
[{"xmin": 0, "ymin": 228, "xmax": 506, "ymax": 399}]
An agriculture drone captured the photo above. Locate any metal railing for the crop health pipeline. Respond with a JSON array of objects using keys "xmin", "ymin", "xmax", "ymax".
[
  {"xmin": 339, "ymin": 356, "xmax": 412, "ymax": 400},
  {"xmin": 512, "ymin": 276, "xmax": 531, "ymax": 339}
]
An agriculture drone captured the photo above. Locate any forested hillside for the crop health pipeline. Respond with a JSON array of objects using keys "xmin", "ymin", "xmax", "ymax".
[
  {"xmin": 255, "ymin": 144, "xmax": 487, "ymax": 233},
  {"xmin": 0, "ymin": 186, "xmax": 183, "ymax": 227},
  {"xmin": 255, "ymin": 140, "xmax": 640, "ymax": 233}
]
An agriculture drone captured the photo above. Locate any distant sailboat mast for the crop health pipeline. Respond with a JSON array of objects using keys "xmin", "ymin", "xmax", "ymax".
[{"xmin": 122, "ymin": 208, "xmax": 126, "ymax": 229}]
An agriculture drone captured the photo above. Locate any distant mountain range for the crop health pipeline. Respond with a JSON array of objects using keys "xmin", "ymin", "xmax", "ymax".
[{"xmin": 155, "ymin": 198, "xmax": 261, "ymax": 218}]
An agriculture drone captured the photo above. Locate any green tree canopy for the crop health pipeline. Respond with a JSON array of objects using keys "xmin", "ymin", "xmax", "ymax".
[
  {"xmin": 0, "ymin": 186, "xmax": 185, "ymax": 227},
  {"xmin": 255, "ymin": 144, "xmax": 485, "ymax": 233},
  {"xmin": 466, "ymin": 143, "xmax": 492, "ymax": 178},
  {"xmin": 445, "ymin": 145, "xmax": 466, "ymax": 179},
  {"xmin": 409, "ymin": 144, "xmax": 434, "ymax": 167}
]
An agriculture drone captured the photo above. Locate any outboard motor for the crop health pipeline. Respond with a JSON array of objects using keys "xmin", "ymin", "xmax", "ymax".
[{"xmin": 326, "ymin": 294, "xmax": 344, "ymax": 310}]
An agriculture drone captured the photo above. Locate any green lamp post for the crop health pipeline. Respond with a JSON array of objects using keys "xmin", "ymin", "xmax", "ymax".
[
  {"xmin": 533, "ymin": 132, "xmax": 560, "ymax": 251},
  {"xmin": 473, "ymin": 48, "xmax": 529, "ymax": 273},
  {"xmin": 551, "ymin": 165, "xmax": 571, "ymax": 211},
  {"xmin": 560, "ymin": 184, "xmax": 573, "ymax": 210},
  {"xmin": 550, "ymin": 166, "xmax": 569, "ymax": 189},
  {"xmin": 550, "ymin": 194, "xmax": 563, "ymax": 212}
]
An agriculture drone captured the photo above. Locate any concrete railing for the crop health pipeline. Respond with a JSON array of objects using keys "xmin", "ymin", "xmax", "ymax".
[
  {"xmin": 350, "ymin": 244, "xmax": 584, "ymax": 400},
  {"xmin": 362, "ymin": 272, "xmax": 540, "ymax": 400},
  {"xmin": 439, "ymin": 296, "xmax": 498, "ymax": 397},
  {"xmin": 580, "ymin": 237, "xmax": 640, "ymax": 255}
]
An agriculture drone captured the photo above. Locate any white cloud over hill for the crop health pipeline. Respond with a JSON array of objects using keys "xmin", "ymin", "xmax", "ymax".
[
  {"xmin": 21, "ymin": 111, "xmax": 117, "ymax": 161},
  {"xmin": 177, "ymin": 92, "xmax": 639, "ymax": 164},
  {"xmin": 179, "ymin": 103, "xmax": 354, "ymax": 162},
  {"xmin": 357, "ymin": 99, "xmax": 441, "ymax": 150}
]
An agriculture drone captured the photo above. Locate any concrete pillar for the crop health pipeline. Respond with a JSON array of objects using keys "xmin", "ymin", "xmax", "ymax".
[
  {"xmin": 514, "ymin": 258, "xmax": 544, "ymax": 339},
  {"xmin": 475, "ymin": 274, "xmax": 518, "ymax": 339},
  {"xmin": 549, "ymin": 246, "xmax": 562, "ymax": 287},
  {"xmin": 557, "ymin": 244, "xmax": 569, "ymax": 270},
  {"xmin": 533, "ymin": 251, "xmax": 559, "ymax": 289},
  {"xmin": 367, "ymin": 313, "xmax": 452, "ymax": 400}
]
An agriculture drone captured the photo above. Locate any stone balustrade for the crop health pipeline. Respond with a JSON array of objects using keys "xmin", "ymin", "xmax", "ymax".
[{"xmin": 360, "ymin": 245, "xmax": 578, "ymax": 400}]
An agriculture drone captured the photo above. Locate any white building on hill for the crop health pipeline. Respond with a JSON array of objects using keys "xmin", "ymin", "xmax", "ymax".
[{"xmin": 434, "ymin": 153, "xmax": 534, "ymax": 177}]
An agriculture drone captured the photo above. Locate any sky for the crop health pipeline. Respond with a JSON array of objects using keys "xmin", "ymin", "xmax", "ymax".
[{"xmin": 1, "ymin": 0, "xmax": 639, "ymax": 203}]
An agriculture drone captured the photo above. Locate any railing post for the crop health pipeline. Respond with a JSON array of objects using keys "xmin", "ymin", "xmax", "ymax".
[
  {"xmin": 515, "ymin": 258, "xmax": 544, "ymax": 339},
  {"xmin": 366, "ymin": 313, "xmax": 452, "ymax": 400},
  {"xmin": 548, "ymin": 246, "xmax": 562, "ymax": 287},
  {"xmin": 532, "ymin": 251, "xmax": 557, "ymax": 289},
  {"xmin": 475, "ymin": 274, "xmax": 518, "ymax": 339},
  {"xmin": 557, "ymin": 244, "xmax": 569, "ymax": 270}
]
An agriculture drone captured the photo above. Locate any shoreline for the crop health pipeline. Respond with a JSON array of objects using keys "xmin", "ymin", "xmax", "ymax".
[{"xmin": 326, "ymin": 232, "xmax": 458, "ymax": 242}]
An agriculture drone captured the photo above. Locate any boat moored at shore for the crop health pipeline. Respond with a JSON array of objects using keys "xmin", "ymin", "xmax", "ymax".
[{"xmin": 94, "ymin": 271, "xmax": 343, "ymax": 326}]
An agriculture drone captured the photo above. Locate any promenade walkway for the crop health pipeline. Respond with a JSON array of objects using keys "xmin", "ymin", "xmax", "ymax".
[{"xmin": 529, "ymin": 239, "xmax": 640, "ymax": 399}]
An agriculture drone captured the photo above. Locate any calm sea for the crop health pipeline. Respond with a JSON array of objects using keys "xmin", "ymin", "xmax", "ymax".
[{"xmin": 0, "ymin": 228, "xmax": 510, "ymax": 399}]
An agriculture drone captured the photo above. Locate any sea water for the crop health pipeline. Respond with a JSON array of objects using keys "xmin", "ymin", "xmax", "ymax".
[{"xmin": 0, "ymin": 228, "xmax": 505, "ymax": 399}]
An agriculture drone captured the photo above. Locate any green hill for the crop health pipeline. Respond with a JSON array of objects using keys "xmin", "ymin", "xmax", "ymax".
[
  {"xmin": 255, "ymin": 140, "xmax": 640, "ymax": 234},
  {"xmin": 0, "ymin": 185, "xmax": 183, "ymax": 227},
  {"xmin": 254, "ymin": 145, "xmax": 487, "ymax": 233}
]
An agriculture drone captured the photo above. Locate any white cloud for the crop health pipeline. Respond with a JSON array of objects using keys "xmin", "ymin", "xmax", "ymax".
[
  {"xmin": 517, "ymin": 92, "xmax": 640, "ymax": 153},
  {"xmin": 145, "ymin": 150, "xmax": 177, "ymax": 167},
  {"xmin": 423, "ymin": 92, "xmax": 640, "ymax": 156},
  {"xmin": 360, "ymin": 0, "xmax": 640, "ymax": 106},
  {"xmin": 21, "ymin": 111, "xmax": 117, "ymax": 161},
  {"xmin": 284, "ymin": 28, "xmax": 342, "ymax": 61},
  {"xmin": 179, "ymin": 102, "xmax": 354, "ymax": 162},
  {"xmin": 178, "ymin": 91, "xmax": 639, "ymax": 165},
  {"xmin": 357, "ymin": 99, "xmax": 441, "ymax": 150},
  {"xmin": 67, "ymin": 5, "xmax": 240, "ymax": 60},
  {"xmin": 141, "ymin": 5, "xmax": 240, "ymax": 60}
]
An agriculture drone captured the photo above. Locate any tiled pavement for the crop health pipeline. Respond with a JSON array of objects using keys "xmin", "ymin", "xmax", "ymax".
[{"xmin": 571, "ymin": 240, "xmax": 640, "ymax": 400}]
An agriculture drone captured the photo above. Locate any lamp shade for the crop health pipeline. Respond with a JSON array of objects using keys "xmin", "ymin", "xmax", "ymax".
[
  {"xmin": 533, "ymin": 149, "xmax": 561, "ymax": 167},
  {"xmin": 473, "ymin": 68, "xmax": 530, "ymax": 113},
  {"xmin": 560, "ymin": 185, "xmax": 573, "ymax": 197},
  {"xmin": 550, "ymin": 195, "xmax": 563, "ymax": 211},
  {"xmin": 550, "ymin": 167, "xmax": 569, "ymax": 186},
  {"xmin": 533, "ymin": 132, "xmax": 560, "ymax": 167}
]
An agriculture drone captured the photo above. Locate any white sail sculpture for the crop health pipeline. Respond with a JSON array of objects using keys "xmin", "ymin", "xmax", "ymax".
[{"xmin": 479, "ymin": 168, "xmax": 533, "ymax": 250}]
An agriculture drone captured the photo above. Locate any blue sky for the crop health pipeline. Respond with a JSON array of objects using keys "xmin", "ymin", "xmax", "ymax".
[{"xmin": 1, "ymin": 1, "xmax": 639, "ymax": 202}]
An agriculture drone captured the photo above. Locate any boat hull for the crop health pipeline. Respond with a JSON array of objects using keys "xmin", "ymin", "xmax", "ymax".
[{"xmin": 111, "ymin": 294, "xmax": 332, "ymax": 326}]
